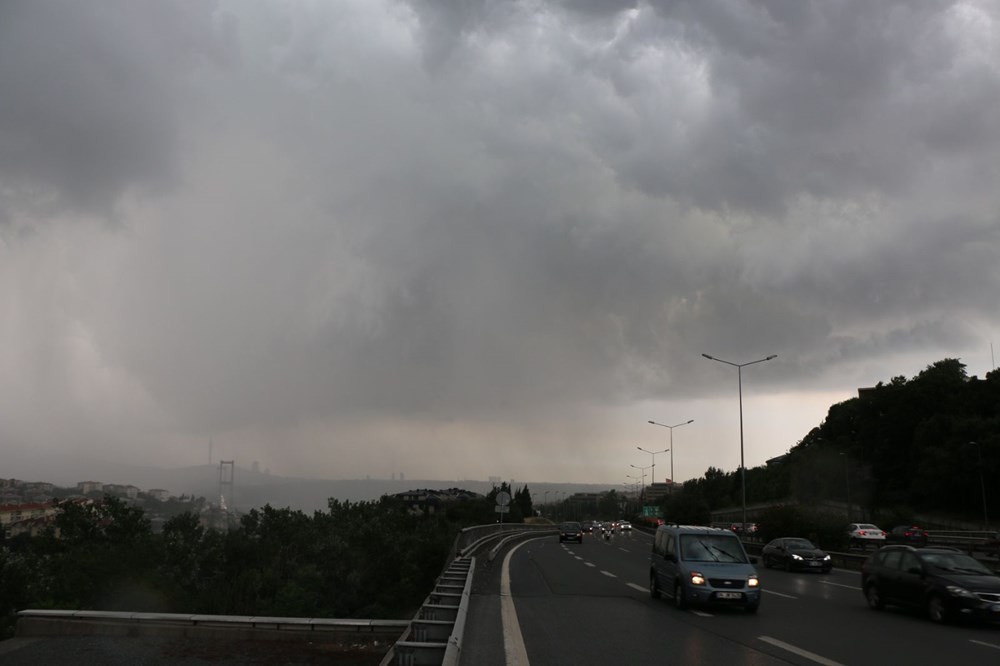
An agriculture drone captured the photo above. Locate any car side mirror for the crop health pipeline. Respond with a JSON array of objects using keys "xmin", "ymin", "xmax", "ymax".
[{"xmin": 749, "ymin": 556, "xmax": 758, "ymax": 565}]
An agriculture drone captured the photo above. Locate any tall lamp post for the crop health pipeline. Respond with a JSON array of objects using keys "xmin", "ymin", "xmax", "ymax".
[
  {"xmin": 631, "ymin": 463, "xmax": 652, "ymax": 504},
  {"xmin": 647, "ymin": 419, "xmax": 694, "ymax": 494},
  {"xmin": 702, "ymin": 352, "xmax": 777, "ymax": 534},
  {"xmin": 637, "ymin": 446, "xmax": 669, "ymax": 490},
  {"xmin": 972, "ymin": 441, "xmax": 989, "ymax": 530},
  {"xmin": 839, "ymin": 452, "xmax": 851, "ymax": 522}
]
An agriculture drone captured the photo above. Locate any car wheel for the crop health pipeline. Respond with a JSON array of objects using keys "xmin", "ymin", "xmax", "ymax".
[
  {"xmin": 649, "ymin": 572, "xmax": 660, "ymax": 600},
  {"xmin": 927, "ymin": 594, "xmax": 949, "ymax": 623},
  {"xmin": 673, "ymin": 582, "xmax": 688, "ymax": 610},
  {"xmin": 865, "ymin": 584, "xmax": 884, "ymax": 610}
]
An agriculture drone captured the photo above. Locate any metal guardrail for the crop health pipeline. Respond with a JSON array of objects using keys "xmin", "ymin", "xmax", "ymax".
[
  {"xmin": 15, "ymin": 608, "xmax": 410, "ymax": 636},
  {"xmin": 380, "ymin": 556, "xmax": 475, "ymax": 666},
  {"xmin": 383, "ymin": 522, "xmax": 555, "ymax": 666}
]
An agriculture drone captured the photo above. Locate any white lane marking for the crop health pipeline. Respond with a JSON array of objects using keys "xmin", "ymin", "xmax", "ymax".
[
  {"xmin": 819, "ymin": 580, "xmax": 860, "ymax": 591},
  {"xmin": 502, "ymin": 539, "xmax": 538, "ymax": 666},
  {"xmin": 627, "ymin": 583, "xmax": 647, "ymax": 593},
  {"xmin": 758, "ymin": 636, "xmax": 847, "ymax": 666},
  {"xmin": 585, "ymin": 562, "xmax": 596, "ymax": 568},
  {"xmin": 618, "ymin": 547, "xmax": 630, "ymax": 553},
  {"xmin": 600, "ymin": 570, "xmax": 617, "ymax": 578},
  {"xmin": 970, "ymin": 639, "xmax": 1000, "ymax": 651},
  {"xmin": 763, "ymin": 589, "xmax": 797, "ymax": 599},
  {"xmin": 574, "ymin": 556, "xmax": 584, "ymax": 561},
  {"xmin": 691, "ymin": 610, "xmax": 713, "ymax": 617}
]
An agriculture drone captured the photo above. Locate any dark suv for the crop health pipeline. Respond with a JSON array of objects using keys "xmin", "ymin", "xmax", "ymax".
[
  {"xmin": 558, "ymin": 521, "xmax": 584, "ymax": 544},
  {"xmin": 885, "ymin": 525, "xmax": 929, "ymax": 547},
  {"xmin": 861, "ymin": 545, "xmax": 1000, "ymax": 623}
]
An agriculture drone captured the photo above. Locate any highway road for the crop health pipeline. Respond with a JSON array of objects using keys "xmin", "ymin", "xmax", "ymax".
[{"xmin": 465, "ymin": 529, "xmax": 1000, "ymax": 665}]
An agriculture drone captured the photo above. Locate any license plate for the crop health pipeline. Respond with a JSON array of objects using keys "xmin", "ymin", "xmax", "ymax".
[
  {"xmin": 716, "ymin": 591, "xmax": 742, "ymax": 600},
  {"xmin": 808, "ymin": 561, "xmax": 821, "ymax": 567}
]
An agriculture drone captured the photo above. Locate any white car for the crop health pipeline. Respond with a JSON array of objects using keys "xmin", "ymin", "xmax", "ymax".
[
  {"xmin": 619, "ymin": 520, "xmax": 632, "ymax": 531},
  {"xmin": 847, "ymin": 523, "xmax": 885, "ymax": 546}
]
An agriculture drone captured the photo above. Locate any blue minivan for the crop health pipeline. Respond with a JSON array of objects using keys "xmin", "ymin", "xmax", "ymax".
[{"xmin": 650, "ymin": 524, "xmax": 761, "ymax": 613}]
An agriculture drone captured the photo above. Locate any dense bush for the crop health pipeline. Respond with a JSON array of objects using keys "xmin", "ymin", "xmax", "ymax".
[{"xmin": 0, "ymin": 493, "xmax": 491, "ymax": 640}]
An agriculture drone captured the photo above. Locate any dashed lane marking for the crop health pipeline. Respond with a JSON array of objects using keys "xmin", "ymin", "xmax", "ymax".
[
  {"xmin": 763, "ymin": 589, "xmax": 797, "ymax": 599},
  {"xmin": 758, "ymin": 636, "xmax": 846, "ymax": 666},
  {"xmin": 600, "ymin": 570, "xmax": 617, "ymax": 578}
]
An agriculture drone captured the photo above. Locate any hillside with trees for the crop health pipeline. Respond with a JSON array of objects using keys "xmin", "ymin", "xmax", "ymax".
[{"xmin": 658, "ymin": 359, "xmax": 999, "ymax": 536}]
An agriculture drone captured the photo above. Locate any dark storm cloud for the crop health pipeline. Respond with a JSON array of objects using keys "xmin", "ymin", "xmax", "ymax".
[
  {"xmin": 0, "ymin": 1, "xmax": 231, "ymax": 220},
  {"xmin": 3, "ymin": 0, "xmax": 999, "ymax": 480}
]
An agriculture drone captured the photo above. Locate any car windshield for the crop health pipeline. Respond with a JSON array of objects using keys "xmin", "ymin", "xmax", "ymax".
[
  {"xmin": 857, "ymin": 524, "xmax": 879, "ymax": 530},
  {"xmin": 785, "ymin": 539, "xmax": 815, "ymax": 550},
  {"xmin": 680, "ymin": 535, "xmax": 748, "ymax": 563},
  {"xmin": 561, "ymin": 522, "xmax": 581, "ymax": 530},
  {"xmin": 920, "ymin": 552, "xmax": 993, "ymax": 575}
]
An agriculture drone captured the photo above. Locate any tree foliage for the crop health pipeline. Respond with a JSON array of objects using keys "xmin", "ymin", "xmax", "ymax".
[
  {"xmin": 662, "ymin": 358, "xmax": 1000, "ymax": 527},
  {"xmin": 0, "ymin": 488, "xmax": 517, "ymax": 639}
]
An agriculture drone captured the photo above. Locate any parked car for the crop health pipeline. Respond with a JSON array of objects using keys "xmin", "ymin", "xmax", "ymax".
[
  {"xmin": 886, "ymin": 525, "xmax": 929, "ymax": 547},
  {"xmin": 861, "ymin": 545, "xmax": 1000, "ymax": 623},
  {"xmin": 649, "ymin": 525, "xmax": 760, "ymax": 613},
  {"xmin": 761, "ymin": 538, "xmax": 832, "ymax": 573},
  {"xmin": 558, "ymin": 521, "xmax": 584, "ymax": 543},
  {"xmin": 847, "ymin": 523, "xmax": 886, "ymax": 547}
]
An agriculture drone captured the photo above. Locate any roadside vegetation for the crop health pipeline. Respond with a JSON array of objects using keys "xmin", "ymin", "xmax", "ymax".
[
  {"xmin": 655, "ymin": 358, "xmax": 1000, "ymax": 546},
  {"xmin": 0, "ymin": 483, "xmax": 532, "ymax": 640}
]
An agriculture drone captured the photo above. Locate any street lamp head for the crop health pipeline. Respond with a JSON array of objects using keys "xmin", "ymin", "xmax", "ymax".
[
  {"xmin": 701, "ymin": 353, "xmax": 714, "ymax": 360},
  {"xmin": 765, "ymin": 354, "xmax": 777, "ymax": 361},
  {"xmin": 647, "ymin": 420, "xmax": 655, "ymax": 424}
]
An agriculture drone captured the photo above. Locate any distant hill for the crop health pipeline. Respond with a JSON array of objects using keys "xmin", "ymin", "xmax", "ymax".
[{"xmin": 8, "ymin": 457, "xmax": 618, "ymax": 513}]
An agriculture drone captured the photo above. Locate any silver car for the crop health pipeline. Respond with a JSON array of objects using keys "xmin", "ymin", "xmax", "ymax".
[{"xmin": 847, "ymin": 523, "xmax": 886, "ymax": 547}]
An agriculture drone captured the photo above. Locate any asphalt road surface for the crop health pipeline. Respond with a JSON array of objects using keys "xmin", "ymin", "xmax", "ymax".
[{"xmin": 465, "ymin": 529, "xmax": 1000, "ymax": 665}]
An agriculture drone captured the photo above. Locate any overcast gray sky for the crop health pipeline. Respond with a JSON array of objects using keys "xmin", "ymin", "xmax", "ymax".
[{"xmin": 2, "ymin": 0, "xmax": 998, "ymax": 488}]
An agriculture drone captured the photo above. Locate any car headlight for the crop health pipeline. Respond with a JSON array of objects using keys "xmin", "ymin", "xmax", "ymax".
[
  {"xmin": 945, "ymin": 585, "xmax": 977, "ymax": 599},
  {"xmin": 792, "ymin": 553, "xmax": 803, "ymax": 560},
  {"xmin": 747, "ymin": 576, "xmax": 759, "ymax": 588},
  {"xmin": 690, "ymin": 572, "xmax": 706, "ymax": 586},
  {"xmin": 823, "ymin": 555, "xmax": 831, "ymax": 561}
]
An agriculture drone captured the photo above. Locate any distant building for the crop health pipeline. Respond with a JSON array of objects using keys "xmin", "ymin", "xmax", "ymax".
[
  {"xmin": 103, "ymin": 484, "xmax": 141, "ymax": 500},
  {"xmin": 394, "ymin": 488, "xmax": 483, "ymax": 515},
  {"xmin": 77, "ymin": 481, "xmax": 103, "ymax": 494},
  {"xmin": 147, "ymin": 489, "xmax": 169, "ymax": 501},
  {"xmin": 0, "ymin": 501, "xmax": 59, "ymax": 528}
]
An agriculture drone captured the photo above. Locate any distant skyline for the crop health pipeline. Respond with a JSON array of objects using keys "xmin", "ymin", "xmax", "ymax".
[{"xmin": 3, "ymin": 1, "xmax": 998, "ymax": 487}]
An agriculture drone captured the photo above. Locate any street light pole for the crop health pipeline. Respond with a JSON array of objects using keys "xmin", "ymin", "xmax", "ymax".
[
  {"xmin": 702, "ymin": 352, "xmax": 777, "ymax": 534},
  {"xmin": 630, "ymin": 463, "xmax": 652, "ymax": 504},
  {"xmin": 648, "ymin": 419, "xmax": 694, "ymax": 494},
  {"xmin": 840, "ymin": 452, "xmax": 851, "ymax": 522},
  {"xmin": 637, "ymin": 445, "xmax": 669, "ymax": 490},
  {"xmin": 973, "ymin": 441, "xmax": 989, "ymax": 530}
]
